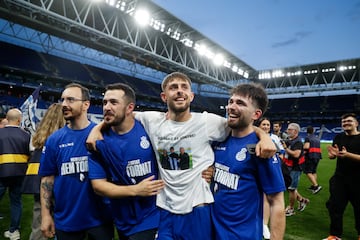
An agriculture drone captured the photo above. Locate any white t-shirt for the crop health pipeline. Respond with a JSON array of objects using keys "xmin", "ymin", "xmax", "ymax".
[{"xmin": 135, "ymin": 111, "xmax": 229, "ymax": 214}]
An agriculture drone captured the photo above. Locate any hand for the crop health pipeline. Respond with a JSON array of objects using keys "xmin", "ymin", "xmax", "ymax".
[
  {"xmin": 327, "ymin": 144, "xmax": 339, "ymax": 158},
  {"xmin": 134, "ymin": 175, "xmax": 165, "ymax": 197},
  {"xmin": 338, "ymin": 146, "xmax": 348, "ymax": 158},
  {"xmin": 41, "ymin": 215, "xmax": 55, "ymax": 238},
  {"xmin": 256, "ymin": 135, "xmax": 277, "ymax": 158},
  {"xmin": 86, "ymin": 122, "xmax": 105, "ymax": 151},
  {"xmin": 202, "ymin": 165, "xmax": 214, "ymax": 183}
]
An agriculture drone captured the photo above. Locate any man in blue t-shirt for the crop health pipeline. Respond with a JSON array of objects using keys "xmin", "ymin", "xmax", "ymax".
[
  {"xmin": 212, "ymin": 83, "xmax": 286, "ymax": 240},
  {"xmin": 38, "ymin": 83, "xmax": 113, "ymax": 240},
  {"xmin": 88, "ymin": 83, "xmax": 164, "ymax": 240}
]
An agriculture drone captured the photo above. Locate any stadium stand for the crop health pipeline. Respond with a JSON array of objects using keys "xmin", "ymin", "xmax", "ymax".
[{"xmin": 0, "ymin": 41, "xmax": 358, "ymax": 141}]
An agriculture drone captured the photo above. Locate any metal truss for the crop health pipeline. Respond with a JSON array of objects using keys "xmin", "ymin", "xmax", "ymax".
[
  {"xmin": 0, "ymin": 0, "xmax": 359, "ymax": 98},
  {"xmin": 0, "ymin": 0, "xmax": 257, "ymax": 92},
  {"xmin": 257, "ymin": 59, "xmax": 360, "ymax": 97}
]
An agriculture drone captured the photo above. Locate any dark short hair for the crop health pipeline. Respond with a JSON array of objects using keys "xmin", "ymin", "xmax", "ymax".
[
  {"xmin": 64, "ymin": 83, "xmax": 90, "ymax": 101},
  {"xmin": 229, "ymin": 83, "xmax": 268, "ymax": 114},
  {"xmin": 341, "ymin": 113, "xmax": 357, "ymax": 120},
  {"xmin": 307, "ymin": 126, "xmax": 314, "ymax": 134},
  {"xmin": 105, "ymin": 83, "xmax": 136, "ymax": 104}
]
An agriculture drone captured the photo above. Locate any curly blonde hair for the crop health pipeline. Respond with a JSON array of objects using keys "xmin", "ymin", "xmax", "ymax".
[{"xmin": 32, "ymin": 103, "xmax": 65, "ymax": 149}]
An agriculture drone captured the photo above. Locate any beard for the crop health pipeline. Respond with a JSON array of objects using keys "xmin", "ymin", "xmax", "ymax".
[
  {"xmin": 104, "ymin": 112, "xmax": 125, "ymax": 127},
  {"xmin": 168, "ymin": 100, "xmax": 190, "ymax": 113}
]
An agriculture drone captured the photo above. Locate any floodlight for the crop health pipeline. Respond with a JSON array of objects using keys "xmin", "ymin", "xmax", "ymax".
[
  {"xmin": 338, "ymin": 66, "xmax": 346, "ymax": 71},
  {"xmin": 244, "ymin": 72, "xmax": 249, "ymax": 78},
  {"xmin": 194, "ymin": 44, "xmax": 207, "ymax": 55},
  {"xmin": 232, "ymin": 65, "xmax": 238, "ymax": 72},
  {"xmin": 134, "ymin": 9, "xmax": 150, "ymax": 26},
  {"xmin": 213, "ymin": 54, "xmax": 224, "ymax": 66},
  {"xmin": 223, "ymin": 61, "xmax": 231, "ymax": 68},
  {"xmin": 205, "ymin": 50, "xmax": 214, "ymax": 59},
  {"xmin": 237, "ymin": 68, "xmax": 244, "ymax": 75}
]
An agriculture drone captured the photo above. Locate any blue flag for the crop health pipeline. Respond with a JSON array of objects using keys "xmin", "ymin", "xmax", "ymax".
[{"xmin": 20, "ymin": 86, "xmax": 41, "ymax": 135}]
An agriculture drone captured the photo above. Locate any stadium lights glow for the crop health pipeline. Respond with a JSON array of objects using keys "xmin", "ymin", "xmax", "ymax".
[
  {"xmin": 150, "ymin": 19, "xmax": 165, "ymax": 32},
  {"xmin": 102, "ymin": 0, "xmax": 250, "ymax": 77},
  {"xmin": 322, "ymin": 68, "xmax": 336, "ymax": 73},
  {"xmin": 213, "ymin": 54, "xmax": 224, "ymax": 66},
  {"xmin": 338, "ymin": 65, "xmax": 356, "ymax": 71},
  {"xmin": 304, "ymin": 69, "xmax": 318, "ymax": 75},
  {"xmin": 272, "ymin": 70, "xmax": 284, "ymax": 78},
  {"xmin": 134, "ymin": 9, "xmax": 150, "ymax": 26},
  {"xmin": 223, "ymin": 61, "xmax": 231, "ymax": 68}
]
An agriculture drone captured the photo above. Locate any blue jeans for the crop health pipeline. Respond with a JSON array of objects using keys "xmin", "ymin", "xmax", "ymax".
[{"xmin": 0, "ymin": 176, "xmax": 24, "ymax": 232}]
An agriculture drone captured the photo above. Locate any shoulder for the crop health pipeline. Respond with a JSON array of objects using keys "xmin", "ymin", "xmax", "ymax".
[
  {"xmin": 198, "ymin": 111, "xmax": 226, "ymax": 124},
  {"xmin": 135, "ymin": 111, "xmax": 165, "ymax": 121}
]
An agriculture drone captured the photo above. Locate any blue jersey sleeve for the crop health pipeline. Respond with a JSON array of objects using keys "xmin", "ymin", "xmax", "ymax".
[{"xmin": 257, "ymin": 155, "xmax": 286, "ymax": 194}]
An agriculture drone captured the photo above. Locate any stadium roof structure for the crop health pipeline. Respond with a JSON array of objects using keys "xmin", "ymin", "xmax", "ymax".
[{"xmin": 0, "ymin": 0, "xmax": 359, "ymax": 98}]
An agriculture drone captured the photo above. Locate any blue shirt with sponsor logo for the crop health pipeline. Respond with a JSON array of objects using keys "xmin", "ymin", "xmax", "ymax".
[
  {"xmin": 211, "ymin": 132, "xmax": 285, "ymax": 240},
  {"xmin": 88, "ymin": 120, "xmax": 159, "ymax": 236},
  {"xmin": 39, "ymin": 122, "xmax": 109, "ymax": 231}
]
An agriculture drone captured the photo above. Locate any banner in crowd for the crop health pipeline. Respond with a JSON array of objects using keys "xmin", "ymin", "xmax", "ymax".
[{"xmin": 20, "ymin": 86, "xmax": 41, "ymax": 135}]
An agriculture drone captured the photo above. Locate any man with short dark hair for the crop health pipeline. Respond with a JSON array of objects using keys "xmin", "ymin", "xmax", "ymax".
[
  {"xmin": 273, "ymin": 121, "xmax": 288, "ymax": 141},
  {"xmin": 0, "ymin": 108, "xmax": 30, "ymax": 240},
  {"xmin": 324, "ymin": 113, "xmax": 360, "ymax": 240},
  {"xmin": 39, "ymin": 83, "xmax": 113, "ymax": 240},
  {"xmin": 303, "ymin": 125, "xmax": 322, "ymax": 194},
  {"xmin": 88, "ymin": 83, "xmax": 164, "ymax": 240},
  {"xmin": 211, "ymin": 83, "xmax": 285, "ymax": 240}
]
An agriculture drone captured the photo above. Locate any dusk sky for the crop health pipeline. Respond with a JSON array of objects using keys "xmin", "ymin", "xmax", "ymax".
[{"xmin": 152, "ymin": 0, "xmax": 360, "ymax": 70}]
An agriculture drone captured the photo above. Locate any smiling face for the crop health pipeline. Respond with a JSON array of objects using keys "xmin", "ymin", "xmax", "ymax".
[
  {"xmin": 259, "ymin": 119, "xmax": 271, "ymax": 133},
  {"xmin": 341, "ymin": 115, "xmax": 359, "ymax": 134},
  {"xmin": 102, "ymin": 89, "xmax": 133, "ymax": 127},
  {"xmin": 160, "ymin": 77, "xmax": 194, "ymax": 114},
  {"xmin": 226, "ymin": 93, "xmax": 262, "ymax": 131}
]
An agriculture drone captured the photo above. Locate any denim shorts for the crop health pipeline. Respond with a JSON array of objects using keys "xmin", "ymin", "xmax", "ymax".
[{"xmin": 288, "ymin": 170, "xmax": 302, "ymax": 190}]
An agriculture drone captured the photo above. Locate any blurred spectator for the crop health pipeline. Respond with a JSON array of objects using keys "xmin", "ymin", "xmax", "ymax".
[
  {"xmin": 0, "ymin": 108, "xmax": 31, "ymax": 240},
  {"xmin": 283, "ymin": 123, "xmax": 309, "ymax": 217},
  {"xmin": 22, "ymin": 103, "xmax": 65, "ymax": 240},
  {"xmin": 303, "ymin": 126, "xmax": 322, "ymax": 194},
  {"xmin": 324, "ymin": 113, "xmax": 360, "ymax": 240}
]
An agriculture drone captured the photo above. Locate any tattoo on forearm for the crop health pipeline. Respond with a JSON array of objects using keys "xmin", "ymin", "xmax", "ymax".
[{"xmin": 41, "ymin": 181, "xmax": 54, "ymax": 210}]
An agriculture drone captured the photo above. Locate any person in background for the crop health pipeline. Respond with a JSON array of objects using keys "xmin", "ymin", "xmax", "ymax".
[
  {"xmin": 258, "ymin": 117, "xmax": 285, "ymax": 240},
  {"xmin": 0, "ymin": 108, "xmax": 31, "ymax": 240},
  {"xmin": 273, "ymin": 121, "xmax": 288, "ymax": 141},
  {"xmin": 39, "ymin": 83, "xmax": 113, "ymax": 240},
  {"xmin": 22, "ymin": 103, "xmax": 65, "ymax": 240},
  {"xmin": 324, "ymin": 113, "xmax": 360, "ymax": 240},
  {"xmin": 303, "ymin": 125, "xmax": 322, "ymax": 194},
  {"xmin": 283, "ymin": 123, "xmax": 309, "ymax": 217},
  {"xmin": 88, "ymin": 83, "xmax": 164, "ymax": 240},
  {"xmin": 211, "ymin": 83, "xmax": 285, "ymax": 240},
  {"xmin": 0, "ymin": 117, "xmax": 8, "ymax": 128},
  {"xmin": 0, "ymin": 116, "xmax": 9, "ymax": 220}
]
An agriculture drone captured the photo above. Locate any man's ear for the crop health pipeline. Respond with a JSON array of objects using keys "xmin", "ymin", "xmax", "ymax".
[
  {"xmin": 189, "ymin": 92, "xmax": 195, "ymax": 103},
  {"xmin": 253, "ymin": 109, "xmax": 263, "ymax": 120},
  {"xmin": 160, "ymin": 92, "xmax": 167, "ymax": 103}
]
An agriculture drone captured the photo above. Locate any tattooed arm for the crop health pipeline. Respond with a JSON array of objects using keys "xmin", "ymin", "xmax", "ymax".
[{"xmin": 40, "ymin": 176, "xmax": 56, "ymax": 238}]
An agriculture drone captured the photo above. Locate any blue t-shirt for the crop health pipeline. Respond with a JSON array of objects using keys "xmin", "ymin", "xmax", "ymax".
[
  {"xmin": 39, "ymin": 122, "xmax": 109, "ymax": 231},
  {"xmin": 88, "ymin": 120, "xmax": 159, "ymax": 236},
  {"xmin": 211, "ymin": 132, "xmax": 285, "ymax": 240}
]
